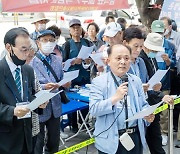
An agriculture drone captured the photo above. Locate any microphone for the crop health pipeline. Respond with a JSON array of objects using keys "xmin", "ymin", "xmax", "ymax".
[
  {"xmin": 121, "ymin": 74, "xmax": 128, "ymax": 86},
  {"xmin": 121, "ymin": 74, "xmax": 128, "ymax": 98}
]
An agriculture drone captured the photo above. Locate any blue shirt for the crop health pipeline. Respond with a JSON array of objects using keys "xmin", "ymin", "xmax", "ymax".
[
  {"xmin": 130, "ymin": 58, "xmax": 140, "ymax": 78},
  {"xmin": 128, "ymin": 57, "xmax": 149, "ymax": 83}
]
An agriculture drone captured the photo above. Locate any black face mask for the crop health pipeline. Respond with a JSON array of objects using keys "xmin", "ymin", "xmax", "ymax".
[{"xmin": 10, "ymin": 46, "xmax": 26, "ymax": 66}]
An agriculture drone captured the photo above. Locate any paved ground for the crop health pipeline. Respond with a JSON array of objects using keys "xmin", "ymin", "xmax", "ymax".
[{"xmin": 58, "ymin": 127, "xmax": 180, "ymax": 154}]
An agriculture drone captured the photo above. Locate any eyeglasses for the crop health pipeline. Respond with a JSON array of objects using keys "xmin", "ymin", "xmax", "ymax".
[
  {"xmin": 40, "ymin": 38, "xmax": 56, "ymax": 43},
  {"xmin": 11, "ymin": 45, "xmax": 31, "ymax": 53}
]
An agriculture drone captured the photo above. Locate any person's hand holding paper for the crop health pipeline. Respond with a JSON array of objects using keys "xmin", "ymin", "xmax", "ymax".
[
  {"xmin": 147, "ymin": 69, "xmax": 169, "ymax": 90},
  {"xmin": 144, "ymin": 114, "xmax": 155, "ymax": 123},
  {"xmin": 152, "ymin": 82, "xmax": 162, "ymax": 91},
  {"xmin": 161, "ymin": 53, "xmax": 171, "ymax": 66},
  {"xmin": 45, "ymin": 82, "xmax": 60, "ymax": 91},
  {"xmin": 71, "ymin": 58, "xmax": 82, "ymax": 65},
  {"xmin": 14, "ymin": 105, "xmax": 30, "ymax": 118}
]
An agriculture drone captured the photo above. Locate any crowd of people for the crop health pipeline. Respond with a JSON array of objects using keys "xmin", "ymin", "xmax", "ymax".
[{"xmin": 0, "ymin": 12, "xmax": 180, "ymax": 154}]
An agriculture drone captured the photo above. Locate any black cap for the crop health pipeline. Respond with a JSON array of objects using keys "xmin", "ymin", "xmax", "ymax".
[
  {"xmin": 69, "ymin": 19, "xmax": 81, "ymax": 27},
  {"xmin": 4, "ymin": 27, "xmax": 29, "ymax": 46},
  {"xmin": 37, "ymin": 30, "xmax": 56, "ymax": 39}
]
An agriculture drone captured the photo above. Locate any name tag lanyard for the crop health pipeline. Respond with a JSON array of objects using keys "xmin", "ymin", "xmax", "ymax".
[{"xmin": 111, "ymin": 71, "xmax": 129, "ymax": 129}]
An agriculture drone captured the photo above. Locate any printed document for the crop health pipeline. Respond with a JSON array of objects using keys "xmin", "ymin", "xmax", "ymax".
[
  {"xmin": 156, "ymin": 51, "xmax": 165, "ymax": 62},
  {"xmin": 27, "ymin": 90, "xmax": 60, "ymax": 111},
  {"xmin": 63, "ymin": 58, "xmax": 75, "ymax": 71},
  {"xmin": 148, "ymin": 69, "xmax": 169, "ymax": 90},
  {"xmin": 77, "ymin": 45, "xmax": 94, "ymax": 60},
  {"xmin": 90, "ymin": 52, "xmax": 105, "ymax": 66},
  {"xmin": 125, "ymin": 101, "xmax": 163, "ymax": 122},
  {"xmin": 58, "ymin": 70, "xmax": 79, "ymax": 86}
]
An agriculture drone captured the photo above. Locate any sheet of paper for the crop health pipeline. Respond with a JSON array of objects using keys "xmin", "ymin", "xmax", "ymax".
[
  {"xmin": 125, "ymin": 101, "xmax": 163, "ymax": 122},
  {"xmin": 147, "ymin": 69, "xmax": 169, "ymax": 90},
  {"xmin": 156, "ymin": 51, "xmax": 165, "ymax": 62},
  {"xmin": 27, "ymin": 90, "xmax": 60, "ymax": 111},
  {"xmin": 63, "ymin": 58, "xmax": 75, "ymax": 71},
  {"xmin": 58, "ymin": 70, "xmax": 79, "ymax": 86},
  {"xmin": 90, "ymin": 52, "xmax": 105, "ymax": 66},
  {"xmin": 77, "ymin": 45, "xmax": 94, "ymax": 60}
]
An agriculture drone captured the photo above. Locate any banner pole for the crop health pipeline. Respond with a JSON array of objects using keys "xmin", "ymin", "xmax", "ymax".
[{"xmin": 168, "ymin": 104, "xmax": 174, "ymax": 154}]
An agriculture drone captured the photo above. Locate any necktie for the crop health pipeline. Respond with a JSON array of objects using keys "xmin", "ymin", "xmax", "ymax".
[{"xmin": 15, "ymin": 67, "xmax": 21, "ymax": 95}]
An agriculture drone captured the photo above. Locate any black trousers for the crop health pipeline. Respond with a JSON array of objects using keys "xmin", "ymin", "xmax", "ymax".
[
  {"xmin": 98, "ymin": 131, "xmax": 142, "ymax": 154},
  {"xmin": 146, "ymin": 114, "xmax": 165, "ymax": 154},
  {"xmin": 21, "ymin": 137, "xmax": 30, "ymax": 154},
  {"xmin": 34, "ymin": 115, "xmax": 60, "ymax": 154}
]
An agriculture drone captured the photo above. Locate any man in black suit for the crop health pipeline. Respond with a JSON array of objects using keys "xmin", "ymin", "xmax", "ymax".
[{"xmin": 0, "ymin": 27, "xmax": 36, "ymax": 154}]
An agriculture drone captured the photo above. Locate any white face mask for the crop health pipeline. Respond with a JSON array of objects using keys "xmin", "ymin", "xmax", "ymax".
[
  {"xmin": 41, "ymin": 42, "xmax": 56, "ymax": 54},
  {"xmin": 164, "ymin": 29, "xmax": 169, "ymax": 36},
  {"xmin": 38, "ymin": 24, "xmax": 46, "ymax": 31}
]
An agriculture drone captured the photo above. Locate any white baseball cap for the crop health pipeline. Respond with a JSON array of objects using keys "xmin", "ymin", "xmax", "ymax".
[
  {"xmin": 144, "ymin": 33, "xmax": 165, "ymax": 52},
  {"xmin": 103, "ymin": 22, "xmax": 122, "ymax": 37}
]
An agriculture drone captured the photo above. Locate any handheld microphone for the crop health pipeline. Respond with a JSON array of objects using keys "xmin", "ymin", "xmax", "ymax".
[
  {"xmin": 121, "ymin": 74, "xmax": 128, "ymax": 98},
  {"xmin": 121, "ymin": 74, "xmax": 128, "ymax": 86}
]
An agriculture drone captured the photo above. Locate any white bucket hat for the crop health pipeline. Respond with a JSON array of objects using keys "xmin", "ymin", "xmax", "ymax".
[
  {"xmin": 31, "ymin": 13, "xmax": 50, "ymax": 24},
  {"xmin": 144, "ymin": 33, "xmax": 165, "ymax": 52},
  {"xmin": 103, "ymin": 22, "xmax": 122, "ymax": 37}
]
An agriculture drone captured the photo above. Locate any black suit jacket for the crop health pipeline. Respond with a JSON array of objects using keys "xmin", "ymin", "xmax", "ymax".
[{"xmin": 0, "ymin": 58, "xmax": 36, "ymax": 154}]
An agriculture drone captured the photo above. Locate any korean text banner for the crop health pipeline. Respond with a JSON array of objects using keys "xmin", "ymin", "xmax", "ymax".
[{"xmin": 2, "ymin": 0, "xmax": 129, "ymax": 12}]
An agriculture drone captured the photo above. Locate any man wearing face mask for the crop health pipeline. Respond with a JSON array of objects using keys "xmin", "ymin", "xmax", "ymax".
[
  {"xmin": 30, "ymin": 30, "xmax": 68, "ymax": 153},
  {"xmin": 30, "ymin": 13, "xmax": 50, "ymax": 40},
  {"xmin": 0, "ymin": 27, "xmax": 36, "ymax": 154}
]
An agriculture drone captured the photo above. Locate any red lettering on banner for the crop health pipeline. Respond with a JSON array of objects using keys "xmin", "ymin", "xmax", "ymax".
[{"xmin": 2, "ymin": 0, "xmax": 129, "ymax": 12}]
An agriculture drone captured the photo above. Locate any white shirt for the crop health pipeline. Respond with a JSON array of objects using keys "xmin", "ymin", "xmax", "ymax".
[{"xmin": 6, "ymin": 55, "xmax": 23, "ymax": 99}]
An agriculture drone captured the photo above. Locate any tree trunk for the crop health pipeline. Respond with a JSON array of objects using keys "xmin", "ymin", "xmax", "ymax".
[{"xmin": 135, "ymin": 0, "xmax": 164, "ymax": 29}]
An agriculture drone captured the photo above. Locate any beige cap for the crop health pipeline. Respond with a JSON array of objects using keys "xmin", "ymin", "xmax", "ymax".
[
  {"xmin": 144, "ymin": 33, "xmax": 164, "ymax": 52},
  {"xmin": 31, "ymin": 13, "xmax": 50, "ymax": 24}
]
